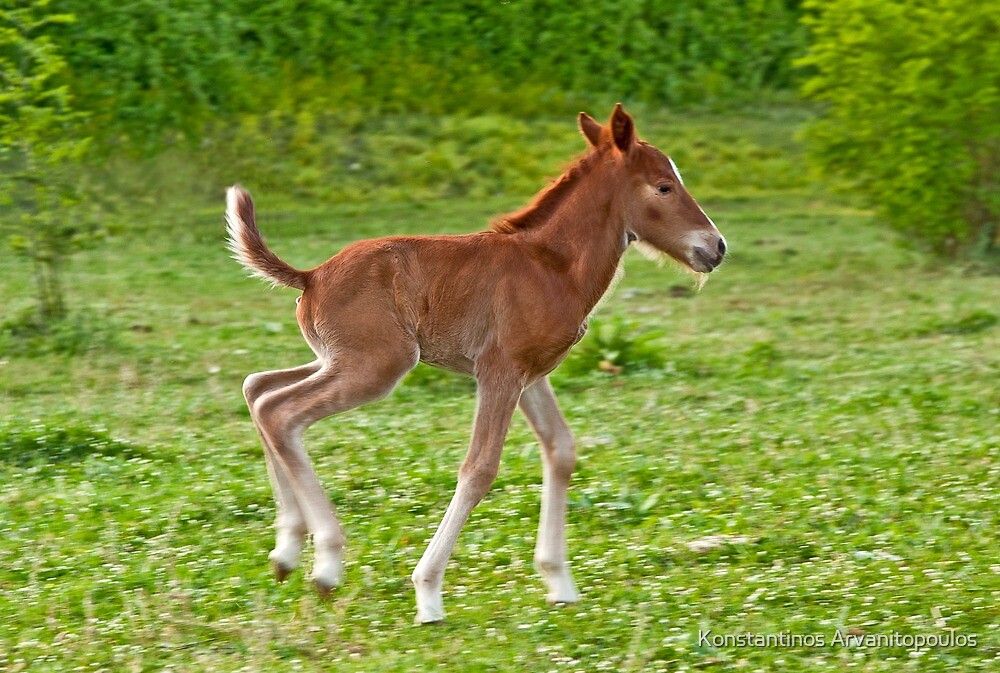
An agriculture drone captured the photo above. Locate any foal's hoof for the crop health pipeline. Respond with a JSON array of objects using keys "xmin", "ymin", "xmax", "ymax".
[
  {"xmin": 414, "ymin": 609, "xmax": 445, "ymax": 626},
  {"xmin": 545, "ymin": 590, "xmax": 581, "ymax": 606},
  {"xmin": 540, "ymin": 571, "xmax": 580, "ymax": 606},
  {"xmin": 313, "ymin": 577, "xmax": 337, "ymax": 599},
  {"xmin": 414, "ymin": 599, "xmax": 446, "ymax": 625},
  {"xmin": 547, "ymin": 597, "xmax": 579, "ymax": 607},
  {"xmin": 271, "ymin": 559, "xmax": 295, "ymax": 583},
  {"xmin": 311, "ymin": 557, "xmax": 343, "ymax": 598},
  {"xmin": 268, "ymin": 545, "xmax": 302, "ymax": 583}
]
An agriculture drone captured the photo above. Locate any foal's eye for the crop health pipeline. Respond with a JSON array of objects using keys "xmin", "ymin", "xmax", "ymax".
[{"xmin": 657, "ymin": 185, "xmax": 672, "ymax": 195}]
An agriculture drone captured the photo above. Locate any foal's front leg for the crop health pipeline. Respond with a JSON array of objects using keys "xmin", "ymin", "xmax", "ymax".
[
  {"xmin": 411, "ymin": 366, "xmax": 523, "ymax": 623},
  {"xmin": 519, "ymin": 377, "xmax": 580, "ymax": 604}
]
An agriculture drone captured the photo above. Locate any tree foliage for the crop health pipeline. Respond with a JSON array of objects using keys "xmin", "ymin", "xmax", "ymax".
[
  {"xmin": 0, "ymin": 1, "xmax": 95, "ymax": 322},
  {"xmin": 798, "ymin": 0, "xmax": 1000, "ymax": 256},
  {"xmin": 39, "ymin": 0, "xmax": 805, "ymax": 144}
]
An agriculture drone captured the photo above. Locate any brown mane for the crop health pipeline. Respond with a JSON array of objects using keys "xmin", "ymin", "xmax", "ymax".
[{"xmin": 490, "ymin": 150, "xmax": 600, "ymax": 234}]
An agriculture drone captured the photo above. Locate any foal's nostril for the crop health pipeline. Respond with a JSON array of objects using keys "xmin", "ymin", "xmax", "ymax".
[{"xmin": 717, "ymin": 238, "xmax": 727, "ymax": 256}]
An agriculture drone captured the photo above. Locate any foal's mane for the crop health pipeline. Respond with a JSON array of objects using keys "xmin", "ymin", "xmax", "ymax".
[{"xmin": 490, "ymin": 150, "xmax": 601, "ymax": 234}]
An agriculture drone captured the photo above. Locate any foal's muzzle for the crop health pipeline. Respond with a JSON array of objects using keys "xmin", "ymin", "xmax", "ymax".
[{"xmin": 691, "ymin": 235, "xmax": 727, "ymax": 272}]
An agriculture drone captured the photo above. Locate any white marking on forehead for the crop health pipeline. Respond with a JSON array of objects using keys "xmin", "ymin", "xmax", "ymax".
[{"xmin": 668, "ymin": 158, "xmax": 685, "ymax": 186}]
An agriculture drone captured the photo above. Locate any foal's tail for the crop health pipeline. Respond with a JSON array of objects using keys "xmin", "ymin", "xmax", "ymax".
[{"xmin": 225, "ymin": 185, "xmax": 308, "ymax": 290}]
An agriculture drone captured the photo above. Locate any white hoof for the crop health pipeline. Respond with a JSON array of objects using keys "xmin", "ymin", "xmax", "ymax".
[
  {"xmin": 546, "ymin": 584, "xmax": 581, "ymax": 605},
  {"xmin": 538, "ymin": 562, "xmax": 580, "ymax": 604},
  {"xmin": 414, "ymin": 596, "xmax": 445, "ymax": 624},
  {"xmin": 268, "ymin": 541, "xmax": 303, "ymax": 582},
  {"xmin": 311, "ymin": 555, "xmax": 343, "ymax": 596},
  {"xmin": 412, "ymin": 569, "xmax": 445, "ymax": 624}
]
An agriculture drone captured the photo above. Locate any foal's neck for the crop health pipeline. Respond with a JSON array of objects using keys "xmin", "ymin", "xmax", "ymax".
[{"xmin": 524, "ymin": 163, "xmax": 628, "ymax": 315}]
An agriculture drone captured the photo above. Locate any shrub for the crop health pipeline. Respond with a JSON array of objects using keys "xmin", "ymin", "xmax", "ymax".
[
  {"xmin": 558, "ymin": 317, "xmax": 666, "ymax": 378},
  {"xmin": 0, "ymin": 2, "xmax": 99, "ymax": 322},
  {"xmin": 42, "ymin": 0, "xmax": 805, "ymax": 145},
  {"xmin": 797, "ymin": 0, "xmax": 1000, "ymax": 256}
]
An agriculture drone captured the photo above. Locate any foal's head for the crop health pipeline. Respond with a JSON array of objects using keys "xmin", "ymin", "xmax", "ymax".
[{"xmin": 580, "ymin": 104, "xmax": 727, "ymax": 274}]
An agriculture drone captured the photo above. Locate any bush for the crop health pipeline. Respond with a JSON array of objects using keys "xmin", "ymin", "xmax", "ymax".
[
  {"xmin": 42, "ymin": 0, "xmax": 805, "ymax": 145},
  {"xmin": 0, "ymin": 2, "xmax": 99, "ymax": 321},
  {"xmin": 798, "ymin": 0, "xmax": 1000, "ymax": 256},
  {"xmin": 558, "ymin": 317, "xmax": 666, "ymax": 378}
]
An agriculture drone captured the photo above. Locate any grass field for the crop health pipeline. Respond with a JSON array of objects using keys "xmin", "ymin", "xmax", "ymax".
[{"xmin": 1, "ymin": 109, "xmax": 998, "ymax": 671}]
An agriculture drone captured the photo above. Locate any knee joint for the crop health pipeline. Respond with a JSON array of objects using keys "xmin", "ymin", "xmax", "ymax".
[
  {"xmin": 534, "ymin": 555, "xmax": 565, "ymax": 574},
  {"xmin": 253, "ymin": 395, "xmax": 299, "ymax": 441},
  {"xmin": 545, "ymin": 433, "xmax": 576, "ymax": 475},
  {"xmin": 458, "ymin": 463, "xmax": 499, "ymax": 502},
  {"xmin": 243, "ymin": 373, "xmax": 266, "ymax": 407}
]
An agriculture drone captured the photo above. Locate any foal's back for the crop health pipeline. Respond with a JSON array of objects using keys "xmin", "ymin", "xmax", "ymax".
[{"xmin": 300, "ymin": 231, "xmax": 583, "ymax": 376}]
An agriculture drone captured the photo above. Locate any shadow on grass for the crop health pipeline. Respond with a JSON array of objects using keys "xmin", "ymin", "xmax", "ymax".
[
  {"xmin": 0, "ymin": 308, "xmax": 124, "ymax": 358},
  {"xmin": 0, "ymin": 418, "xmax": 145, "ymax": 467}
]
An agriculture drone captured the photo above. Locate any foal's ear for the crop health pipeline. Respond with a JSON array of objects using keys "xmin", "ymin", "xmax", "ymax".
[
  {"xmin": 610, "ymin": 103, "xmax": 635, "ymax": 153},
  {"xmin": 578, "ymin": 112, "xmax": 603, "ymax": 148}
]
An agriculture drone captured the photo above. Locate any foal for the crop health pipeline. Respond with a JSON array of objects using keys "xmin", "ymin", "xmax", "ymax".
[{"xmin": 227, "ymin": 104, "xmax": 726, "ymax": 623}]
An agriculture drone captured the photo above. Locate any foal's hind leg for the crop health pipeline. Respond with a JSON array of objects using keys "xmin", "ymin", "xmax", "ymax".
[
  {"xmin": 519, "ymin": 377, "xmax": 580, "ymax": 604},
  {"xmin": 254, "ymin": 345, "xmax": 417, "ymax": 593},
  {"xmin": 244, "ymin": 361, "xmax": 321, "ymax": 580}
]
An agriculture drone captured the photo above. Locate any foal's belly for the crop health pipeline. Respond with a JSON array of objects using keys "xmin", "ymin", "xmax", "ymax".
[
  {"xmin": 413, "ymin": 317, "xmax": 584, "ymax": 382},
  {"xmin": 417, "ymin": 343, "xmax": 476, "ymax": 377}
]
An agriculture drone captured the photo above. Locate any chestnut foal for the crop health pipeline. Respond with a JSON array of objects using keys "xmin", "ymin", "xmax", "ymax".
[{"xmin": 227, "ymin": 104, "xmax": 726, "ymax": 623}]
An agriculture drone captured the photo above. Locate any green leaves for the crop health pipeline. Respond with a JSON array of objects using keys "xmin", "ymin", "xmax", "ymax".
[
  {"xmin": 0, "ymin": 2, "xmax": 96, "ymax": 322},
  {"xmin": 27, "ymin": 0, "xmax": 806, "ymax": 144},
  {"xmin": 798, "ymin": 0, "xmax": 1000, "ymax": 256},
  {"xmin": 558, "ymin": 317, "xmax": 667, "ymax": 378}
]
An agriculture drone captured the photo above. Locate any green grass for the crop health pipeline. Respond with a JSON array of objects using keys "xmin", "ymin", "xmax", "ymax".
[{"xmin": 1, "ymin": 109, "xmax": 998, "ymax": 671}]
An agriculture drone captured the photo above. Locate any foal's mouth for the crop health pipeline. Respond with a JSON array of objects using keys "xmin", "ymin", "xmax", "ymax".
[{"xmin": 690, "ymin": 246, "xmax": 726, "ymax": 273}]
